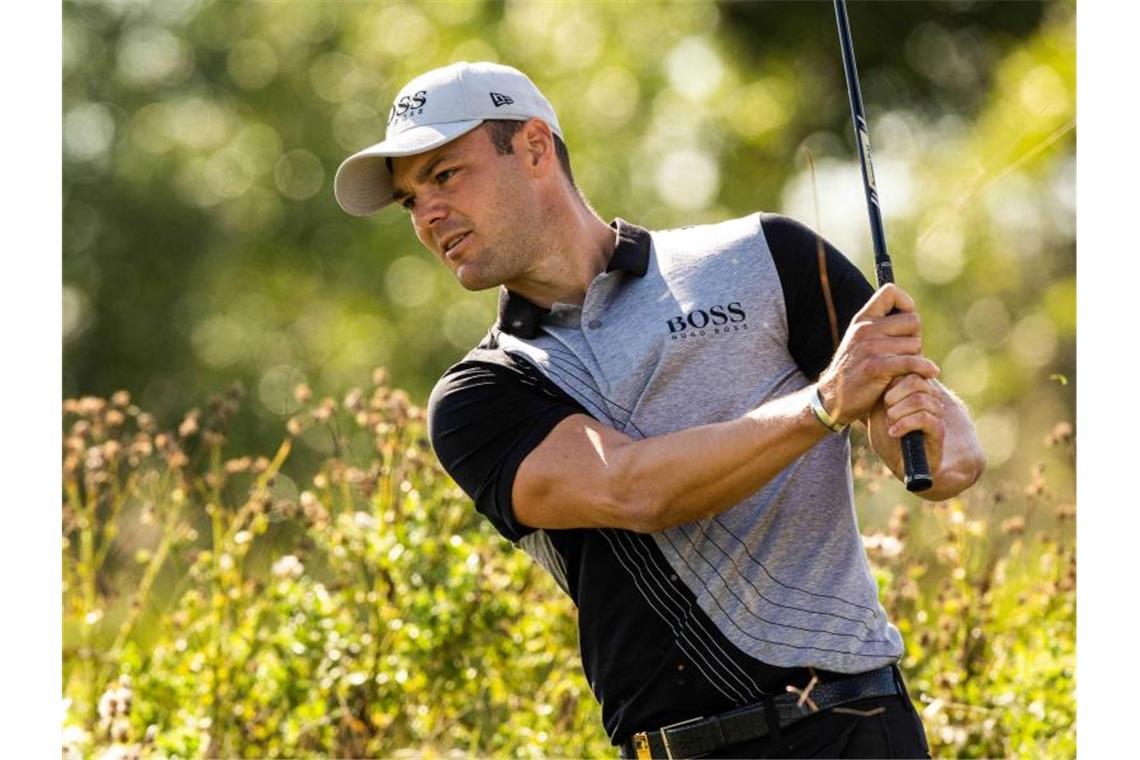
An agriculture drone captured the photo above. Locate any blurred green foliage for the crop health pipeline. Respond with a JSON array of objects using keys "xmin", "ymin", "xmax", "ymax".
[
  {"xmin": 64, "ymin": 0, "xmax": 1075, "ymax": 482},
  {"xmin": 62, "ymin": 377, "xmax": 1074, "ymax": 758},
  {"xmin": 63, "ymin": 0, "xmax": 1076, "ymax": 757},
  {"xmin": 63, "ymin": 379, "xmax": 615, "ymax": 758}
]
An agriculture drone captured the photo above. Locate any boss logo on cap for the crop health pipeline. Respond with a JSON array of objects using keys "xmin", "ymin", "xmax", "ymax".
[
  {"xmin": 489, "ymin": 92, "xmax": 514, "ymax": 107},
  {"xmin": 388, "ymin": 90, "xmax": 428, "ymax": 125}
]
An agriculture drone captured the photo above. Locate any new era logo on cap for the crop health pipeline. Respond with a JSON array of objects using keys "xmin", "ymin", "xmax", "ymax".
[{"xmin": 489, "ymin": 92, "xmax": 515, "ymax": 107}]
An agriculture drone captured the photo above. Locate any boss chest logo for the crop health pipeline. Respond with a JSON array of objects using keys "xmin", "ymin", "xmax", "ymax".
[
  {"xmin": 666, "ymin": 302, "xmax": 749, "ymax": 340},
  {"xmin": 388, "ymin": 90, "xmax": 428, "ymax": 125}
]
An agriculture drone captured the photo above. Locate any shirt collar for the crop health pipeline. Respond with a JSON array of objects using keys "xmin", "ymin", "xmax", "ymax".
[{"xmin": 496, "ymin": 218, "xmax": 651, "ymax": 339}]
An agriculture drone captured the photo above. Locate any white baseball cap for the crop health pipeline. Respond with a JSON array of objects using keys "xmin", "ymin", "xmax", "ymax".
[{"xmin": 334, "ymin": 61, "xmax": 563, "ymax": 216}]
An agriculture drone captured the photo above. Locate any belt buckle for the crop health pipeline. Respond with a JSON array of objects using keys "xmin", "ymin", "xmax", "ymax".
[
  {"xmin": 632, "ymin": 732, "xmax": 652, "ymax": 760},
  {"xmin": 659, "ymin": 715, "xmax": 704, "ymax": 760}
]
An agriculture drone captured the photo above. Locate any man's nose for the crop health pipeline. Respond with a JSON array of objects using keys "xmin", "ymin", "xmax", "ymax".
[{"xmin": 412, "ymin": 192, "xmax": 448, "ymax": 233}]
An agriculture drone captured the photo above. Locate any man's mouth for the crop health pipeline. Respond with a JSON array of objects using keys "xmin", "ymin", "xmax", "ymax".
[{"xmin": 441, "ymin": 231, "xmax": 471, "ymax": 256}]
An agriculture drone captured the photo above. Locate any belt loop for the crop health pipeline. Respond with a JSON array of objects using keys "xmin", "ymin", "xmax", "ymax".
[
  {"xmin": 762, "ymin": 696, "xmax": 783, "ymax": 746},
  {"xmin": 709, "ymin": 715, "xmax": 727, "ymax": 747},
  {"xmin": 891, "ymin": 663, "xmax": 909, "ymax": 700}
]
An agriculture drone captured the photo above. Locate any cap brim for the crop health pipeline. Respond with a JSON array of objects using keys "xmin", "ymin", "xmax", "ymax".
[{"xmin": 333, "ymin": 120, "xmax": 484, "ymax": 216}]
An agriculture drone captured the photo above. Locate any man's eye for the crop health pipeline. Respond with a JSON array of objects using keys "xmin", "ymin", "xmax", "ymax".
[
  {"xmin": 400, "ymin": 197, "xmax": 416, "ymax": 211},
  {"xmin": 436, "ymin": 168, "xmax": 457, "ymax": 183}
]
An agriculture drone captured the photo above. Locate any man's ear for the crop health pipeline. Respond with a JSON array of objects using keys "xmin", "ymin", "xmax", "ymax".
[{"xmin": 518, "ymin": 118, "xmax": 556, "ymax": 176}]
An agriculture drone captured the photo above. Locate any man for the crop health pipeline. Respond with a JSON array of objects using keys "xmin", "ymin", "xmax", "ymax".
[{"xmin": 335, "ymin": 61, "xmax": 984, "ymax": 759}]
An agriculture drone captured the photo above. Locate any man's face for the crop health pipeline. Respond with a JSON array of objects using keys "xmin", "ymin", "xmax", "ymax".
[{"xmin": 390, "ymin": 124, "xmax": 539, "ymax": 291}]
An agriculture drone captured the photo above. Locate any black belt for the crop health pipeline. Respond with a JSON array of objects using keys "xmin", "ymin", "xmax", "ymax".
[{"xmin": 620, "ymin": 665, "xmax": 900, "ymax": 760}]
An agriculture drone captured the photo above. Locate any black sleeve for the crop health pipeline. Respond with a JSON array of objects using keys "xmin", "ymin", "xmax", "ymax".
[
  {"xmin": 761, "ymin": 213, "xmax": 875, "ymax": 379},
  {"xmin": 427, "ymin": 351, "xmax": 588, "ymax": 542}
]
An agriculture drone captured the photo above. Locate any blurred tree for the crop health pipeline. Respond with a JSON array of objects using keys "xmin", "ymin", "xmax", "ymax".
[
  {"xmin": 61, "ymin": 2, "xmax": 1076, "ymax": 755},
  {"xmin": 63, "ymin": 0, "xmax": 1073, "ymax": 487}
]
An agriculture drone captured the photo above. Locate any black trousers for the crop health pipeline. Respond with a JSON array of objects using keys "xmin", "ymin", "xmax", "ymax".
[{"xmin": 711, "ymin": 668, "xmax": 932, "ymax": 759}]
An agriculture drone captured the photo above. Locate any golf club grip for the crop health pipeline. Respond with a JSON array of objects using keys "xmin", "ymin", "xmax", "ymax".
[
  {"xmin": 835, "ymin": 0, "xmax": 933, "ymax": 492},
  {"xmin": 900, "ymin": 431, "xmax": 933, "ymax": 492},
  {"xmin": 883, "ymin": 304, "xmax": 933, "ymax": 493}
]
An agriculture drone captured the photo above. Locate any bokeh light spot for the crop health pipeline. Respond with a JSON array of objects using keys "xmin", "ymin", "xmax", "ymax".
[
  {"xmin": 443, "ymin": 299, "xmax": 495, "ymax": 350},
  {"xmin": 227, "ymin": 39, "xmax": 279, "ymax": 91},
  {"xmin": 963, "ymin": 297, "xmax": 1011, "ymax": 349},
  {"xmin": 130, "ymin": 103, "xmax": 174, "ymax": 155},
  {"xmin": 333, "ymin": 103, "xmax": 382, "ymax": 153},
  {"xmin": 656, "ymin": 149, "xmax": 719, "ymax": 211},
  {"xmin": 1009, "ymin": 312, "xmax": 1058, "ymax": 369},
  {"xmin": 588, "ymin": 67, "xmax": 640, "ymax": 125},
  {"xmin": 376, "ymin": 6, "xmax": 437, "ymax": 58},
  {"xmin": 727, "ymin": 78, "xmax": 791, "ymax": 139},
  {"xmin": 666, "ymin": 37, "xmax": 723, "ymax": 100},
  {"xmin": 116, "ymin": 25, "xmax": 195, "ymax": 89},
  {"xmin": 975, "ymin": 408, "xmax": 1018, "ymax": 468},
  {"xmin": 985, "ymin": 174, "xmax": 1044, "ymax": 259},
  {"xmin": 232, "ymin": 123, "xmax": 284, "ymax": 176},
  {"xmin": 64, "ymin": 102, "xmax": 115, "ymax": 162},
  {"xmin": 147, "ymin": 0, "xmax": 201, "ymax": 24},
  {"xmin": 168, "ymin": 97, "xmax": 233, "ymax": 150},
  {"xmin": 63, "ymin": 286, "xmax": 93, "ymax": 344},
  {"xmin": 425, "ymin": 0, "xmax": 482, "ymax": 27},
  {"xmin": 1019, "ymin": 64, "xmax": 1067, "ymax": 115},
  {"xmin": 552, "ymin": 13, "xmax": 603, "ymax": 70},
  {"xmin": 203, "ymin": 149, "xmax": 256, "ymax": 201},
  {"xmin": 259, "ymin": 365, "xmax": 308, "ymax": 417},
  {"xmin": 942, "ymin": 343, "xmax": 991, "ymax": 398},
  {"xmin": 275, "ymin": 150, "xmax": 325, "ymax": 201},
  {"xmin": 450, "ymin": 38, "xmax": 500, "ymax": 65},
  {"xmin": 916, "ymin": 222, "xmax": 965, "ymax": 284},
  {"xmin": 62, "ymin": 18, "xmax": 90, "ymax": 74},
  {"xmin": 192, "ymin": 315, "xmax": 250, "ymax": 369},
  {"xmin": 780, "ymin": 159, "xmax": 870, "ymax": 268},
  {"xmin": 310, "ymin": 53, "xmax": 363, "ymax": 104},
  {"xmin": 385, "ymin": 257, "xmax": 437, "ymax": 308}
]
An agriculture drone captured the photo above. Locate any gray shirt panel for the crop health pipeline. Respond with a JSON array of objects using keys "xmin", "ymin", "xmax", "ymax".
[{"xmin": 499, "ymin": 213, "xmax": 902, "ymax": 672}]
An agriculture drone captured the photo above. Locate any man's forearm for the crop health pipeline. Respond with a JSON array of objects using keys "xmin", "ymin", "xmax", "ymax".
[
  {"xmin": 609, "ymin": 384, "xmax": 830, "ymax": 531},
  {"xmin": 513, "ymin": 285, "xmax": 934, "ymax": 534},
  {"xmin": 921, "ymin": 384, "xmax": 985, "ymax": 500}
]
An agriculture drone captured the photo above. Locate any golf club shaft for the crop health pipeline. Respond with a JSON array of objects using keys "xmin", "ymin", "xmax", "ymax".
[{"xmin": 834, "ymin": 0, "xmax": 933, "ymax": 492}]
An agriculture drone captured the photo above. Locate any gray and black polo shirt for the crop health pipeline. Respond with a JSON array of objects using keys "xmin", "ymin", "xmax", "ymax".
[{"xmin": 427, "ymin": 213, "xmax": 900, "ymax": 745}]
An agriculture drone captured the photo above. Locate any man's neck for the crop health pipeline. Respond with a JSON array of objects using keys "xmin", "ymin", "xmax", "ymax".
[{"xmin": 503, "ymin": 202, "xmax": 618, "ymax": 309}]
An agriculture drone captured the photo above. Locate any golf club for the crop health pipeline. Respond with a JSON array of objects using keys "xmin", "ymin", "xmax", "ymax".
[{"xmin": 834, "ymin": 0, "xmax": 934, "ymax": 492}]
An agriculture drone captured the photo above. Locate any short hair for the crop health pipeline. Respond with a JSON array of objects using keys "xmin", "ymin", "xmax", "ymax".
[
  {"xmin": 482, "ymin": 119, "xmax": 576, "ymax": 188},
  {"xmin": 384, "ymin": 120, "xmax": 579, "ymax": 197}
]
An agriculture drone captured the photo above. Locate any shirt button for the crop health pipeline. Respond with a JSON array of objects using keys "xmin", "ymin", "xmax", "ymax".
[{"xmin": 587, "ymin": 319, "xmax": 603, "ymax": 329}]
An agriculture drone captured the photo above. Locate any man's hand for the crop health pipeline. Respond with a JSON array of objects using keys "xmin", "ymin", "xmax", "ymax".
[
  {"xmin": 867, "ymin": 377, "xmax": 985, "ymax": 500},
  {"xmin": 867, "ymin": 374, "xmax": 945, "ymax": 478},
  {"xmin": 816, "ymin": 284, "xmax": 940, "ymax": 425}
]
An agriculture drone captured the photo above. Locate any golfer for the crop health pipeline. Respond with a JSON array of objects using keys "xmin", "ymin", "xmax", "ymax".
[{"xmin": 335, "ymin": 62, "xmax": 984, "ymax": 759}]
